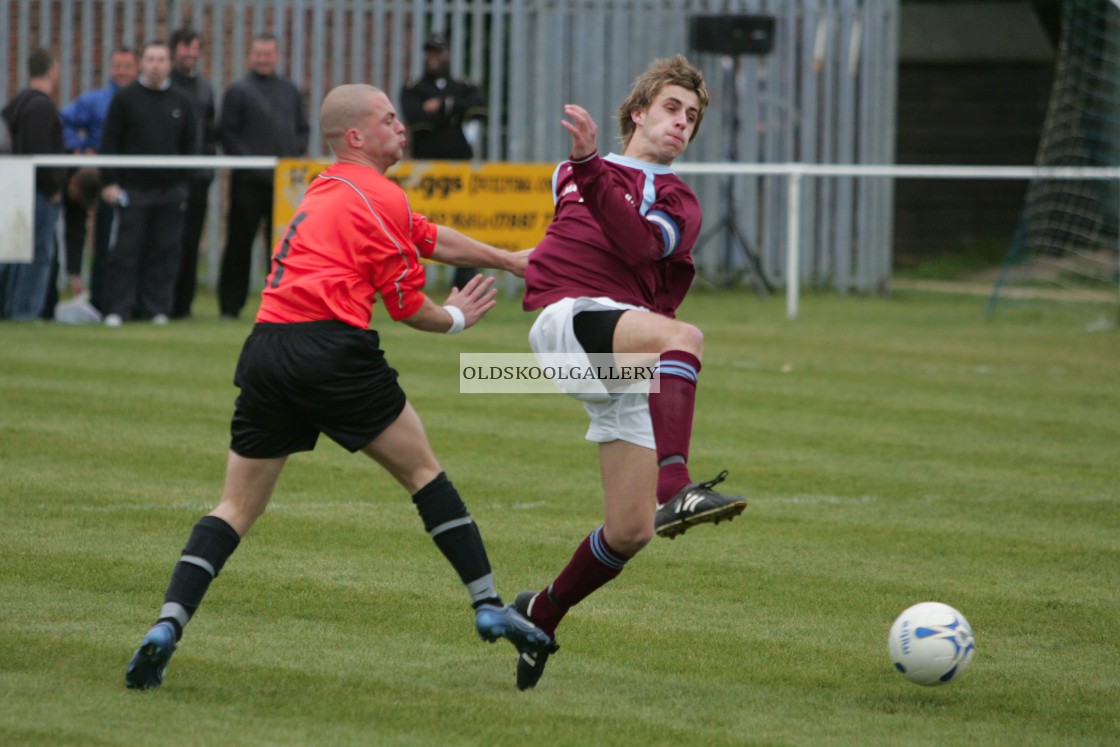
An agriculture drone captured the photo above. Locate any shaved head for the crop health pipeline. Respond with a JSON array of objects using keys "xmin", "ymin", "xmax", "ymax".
[
  {"xmin": 318, "ymin": 83, "xmax": 406, "ymax": 171},
  {"xmin": 320, "ymin": 84, "xmax": 382, "ymax": 150}
]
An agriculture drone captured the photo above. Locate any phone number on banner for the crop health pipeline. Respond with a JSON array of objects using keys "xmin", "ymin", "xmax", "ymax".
[{"xmin": 273, "ymin": 159, "xmax": 556, "ymax": 252}]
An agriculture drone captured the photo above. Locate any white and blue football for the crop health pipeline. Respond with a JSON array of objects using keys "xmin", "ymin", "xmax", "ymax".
[{"xmin": 889, "ymin": 601, "xmax": 975, "ymax": 686}]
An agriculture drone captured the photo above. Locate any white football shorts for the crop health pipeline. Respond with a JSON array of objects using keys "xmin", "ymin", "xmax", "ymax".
[{"xmin": 528, "ymin": 296, "xmax": 655, "ymax": 450}]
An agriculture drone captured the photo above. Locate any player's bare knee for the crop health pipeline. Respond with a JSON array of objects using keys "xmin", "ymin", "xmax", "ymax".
[
  {"xmin": 606, "ymin": 524, "xmax": 653, "ymax": 556},
  {"xmin": 361, "ymin": 439, "xmax": 443, "ymax": 494},
  {"xmin": 209, "ymin": 502, "xmax": 259, "ymax": 537},
  {"xmin": 665, "ymin": 321, "xmax": 703, "ymax": 358},
  {"xmin": 399, "ymin": 465, "xmax": 444, "ymax": 495}
]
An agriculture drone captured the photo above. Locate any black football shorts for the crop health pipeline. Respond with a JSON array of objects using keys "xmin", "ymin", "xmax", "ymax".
[{"xmin": 229, "ymin": 321, "xmax": 407, "ymax": 458}]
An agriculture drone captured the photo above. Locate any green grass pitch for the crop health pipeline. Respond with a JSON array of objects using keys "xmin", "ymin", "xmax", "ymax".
[{"xmin": 1, "ymin": 288, "xmax": 1117, "ymax": 746}]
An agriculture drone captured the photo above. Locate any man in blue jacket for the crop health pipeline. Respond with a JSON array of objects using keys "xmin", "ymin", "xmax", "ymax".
[{"xmin": 61, "ymin": 48, "xmax": 138, "ymax": 153}]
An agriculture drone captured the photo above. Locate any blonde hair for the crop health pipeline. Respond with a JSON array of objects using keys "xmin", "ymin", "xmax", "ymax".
[{"xmin": 617, "ymin": 54, "xmax": 708, "ymax": 147}]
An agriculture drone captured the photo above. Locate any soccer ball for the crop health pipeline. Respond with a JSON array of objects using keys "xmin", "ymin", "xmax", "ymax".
[{"xmin": 888, "ymin": 602, "xmax": 975, "ymax": 686}]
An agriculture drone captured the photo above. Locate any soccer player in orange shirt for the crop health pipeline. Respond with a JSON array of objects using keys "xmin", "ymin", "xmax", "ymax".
[{"xmin": 125, "ymin": 84, "xmax": 551, "ymax": 689}]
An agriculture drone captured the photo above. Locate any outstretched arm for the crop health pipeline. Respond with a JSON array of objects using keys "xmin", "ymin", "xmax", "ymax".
[{"xmin": 430, "ymin": 225, "xmax": 532, "ymax": 277}]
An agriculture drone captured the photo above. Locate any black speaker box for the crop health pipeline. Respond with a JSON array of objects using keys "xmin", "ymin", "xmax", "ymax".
[{"xmin": 689, "ymin": 15, "xmax": 775, "ymax": 56}]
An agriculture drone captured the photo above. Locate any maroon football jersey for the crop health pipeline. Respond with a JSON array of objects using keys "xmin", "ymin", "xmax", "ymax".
[{"xmin": 523, "ymin": 152, "xmax": 701, "ymax": 317}]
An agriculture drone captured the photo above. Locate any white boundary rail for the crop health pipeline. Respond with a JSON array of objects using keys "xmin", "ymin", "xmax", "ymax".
[
  {"xmin": 25, "ymin": 155, "xmax": 1120, "ymax": 320},
  {"xmin": 675, "ymin": 162, "xmax": 1120, "ymax": 318}
]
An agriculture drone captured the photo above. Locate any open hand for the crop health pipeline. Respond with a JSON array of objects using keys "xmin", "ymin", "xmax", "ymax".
[
  {"xmin": 444, "ymin": 273, "xmax": 497, "ymax": 330},
  {"xmin": 562, "ymin": 104, "xmax": 598, "ymax": 161}
]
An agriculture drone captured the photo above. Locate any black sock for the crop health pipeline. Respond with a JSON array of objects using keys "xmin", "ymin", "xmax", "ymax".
[
  {"xmin": 412, "ymin": 473, "xmax": 501, "ymax": 608},
  {"xmin": 157, "ymin": 515, "xmax": 241, "ymax": 639}
]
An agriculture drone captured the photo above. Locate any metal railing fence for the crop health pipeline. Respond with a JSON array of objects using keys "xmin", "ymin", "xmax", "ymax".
[{"xmin": 4, "ymin": 0, "xmax": 899, "ymax": 292}]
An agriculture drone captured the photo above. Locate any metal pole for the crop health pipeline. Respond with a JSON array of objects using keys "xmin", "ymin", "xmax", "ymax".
[{"xmin": 787, "ymin": 170, "xmax": 802, "ymax": 320}]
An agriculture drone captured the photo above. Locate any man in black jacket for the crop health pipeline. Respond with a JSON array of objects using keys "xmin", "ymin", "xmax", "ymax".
[
  {"xmin": 0, "ymin": 48, "xmax": 66, "ymax": 321},
  {"xmin": 217, "ymin": 32, "xmax": 309, "ymax": 320},
  {"xmin": 169, "ymin": 27, "xmax": 218, "ymax": 320},
  {"xmin": 400, "ymin": 34, "xmax": 489, "ymax": 290},
  {"xmin": 400, "ymin": 34, "xmax": 487, "ymax": 161},
  {"xmin": 99, "ymin": 40, "xmax": 198, "ymax": 326}
]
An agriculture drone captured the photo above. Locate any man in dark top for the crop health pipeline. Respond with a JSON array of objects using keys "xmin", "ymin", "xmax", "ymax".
[
  {"xmin": 60, "ymin": 168, "xmax": 103, "ymax": 300},
  {"xmin": 57, "ymin": 47, "xmax": 137, "ymax": 315},
  {"xmin": 400, "ymin": 34, "xmax": 487, "ymax": 161},
  {"xmin": 0, "ymin": 48, "xmax": 67, "ymax": 321},
  {"xmin": 217, "ymin": 32, "xmax": 309, "ymax": 320},
  {"xmin": 99, "ymin": 40, "xmax": 198, "ymax": 326},
  {"xmin": 169, "ymin": 27, "xmax": 218, "ymax": 320},
  {"xmin": 400, "ymin": 33, "xmax": 488, "ymax": 290}
]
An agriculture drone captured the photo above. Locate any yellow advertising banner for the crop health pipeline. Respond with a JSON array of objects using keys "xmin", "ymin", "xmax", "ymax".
[{"xmin": 272, "ymin": 158, "xmax": 556, "ymax": 253}]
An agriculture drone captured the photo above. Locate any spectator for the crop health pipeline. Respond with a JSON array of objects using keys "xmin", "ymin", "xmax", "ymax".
[
  {"xmin": 169, "ymin": 27, "xmax": 218, "ymax": 320},
  {"xmin": 58, "ymin": 46, "xmax": 138, "ymax": 312},
  {"xmin": 0, "ymin": 48, "xmax": 66, "ymax": 321},
  {"xmin": 52, "ymin": 167, "xmax": 103, "ymax": 324},
  {"xmin": 400, "ymin": 33, "xmax": 486, "ymax": 161},
  {"xmin": 99, "ymin": 41, "xmax": 198, "ymax": 327},
  {"xmin": 400, "ymin": 33, "xmax": 488, "ymax": 290},
  {"xmin": 217, "ymin": 32, "xmax": 309, "ymax": 320},
  {"xmin": 61, "ymin": 167, "xmax": 103, "ymax": 299},
  {"xmin": 60, "ymin": 47, "xmax": 138, "ymax": 154}
]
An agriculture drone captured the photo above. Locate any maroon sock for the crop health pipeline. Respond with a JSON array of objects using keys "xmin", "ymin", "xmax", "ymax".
[
  {"xmin": 651, "ymin": 351, "xmax": 701, "ymax": 504},
  {"xmin": 527, "ymin": 526, "xmax": 628, "ymax": 637}
]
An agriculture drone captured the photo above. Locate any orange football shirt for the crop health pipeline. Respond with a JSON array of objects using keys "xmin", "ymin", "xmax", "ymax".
[{"xmin": 257, "ymin": 162, "xmax": 438, "ymax": 328}]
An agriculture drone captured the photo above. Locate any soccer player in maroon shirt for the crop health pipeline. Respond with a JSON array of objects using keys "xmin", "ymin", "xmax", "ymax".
[
  {"xmin": 516, "ymin": 55, "xmax": 747, "ymax": 689},
  {"xmin": 125, "ymin": 84, "xmax": 551, "ymax": 689}
]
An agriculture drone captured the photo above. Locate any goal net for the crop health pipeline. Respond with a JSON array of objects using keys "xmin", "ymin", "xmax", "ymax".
[{"xmin": 994, "ymin": 0, "xmax": 1120, "ymax": 305}]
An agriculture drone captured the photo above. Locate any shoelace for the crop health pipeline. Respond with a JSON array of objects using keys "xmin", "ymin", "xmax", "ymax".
[{"xmin": 697, "ymin": 469, "xmax": 729, "ymax": 492}]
